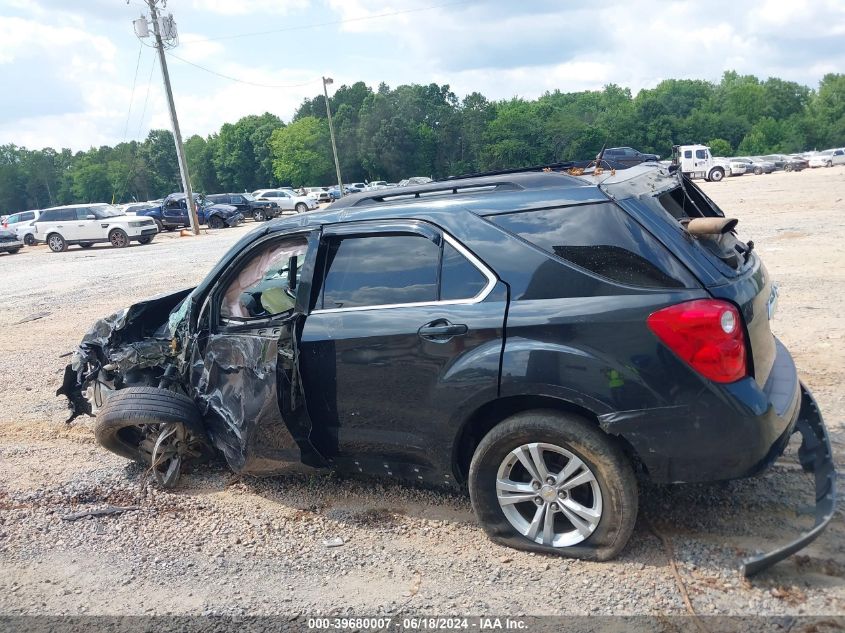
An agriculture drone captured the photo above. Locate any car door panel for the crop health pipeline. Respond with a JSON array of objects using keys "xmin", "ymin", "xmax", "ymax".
[
  {"xmin": 297, "ymin": 224, "xmax": 507, "ymax": 484},
  {"xmin": 188, "ymin": 230, "xmax": 323, "ymax": 473}
]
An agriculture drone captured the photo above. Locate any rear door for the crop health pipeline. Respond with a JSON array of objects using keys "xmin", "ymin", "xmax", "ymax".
[{"xmin": 298, "ymin": 220, "xmax": 507, "ymax": 482}]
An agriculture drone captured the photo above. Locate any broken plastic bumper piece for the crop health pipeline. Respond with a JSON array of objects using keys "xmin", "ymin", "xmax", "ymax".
[{"xmin": 742, "ymin": 384, "xmax": 837, "ymax": 576}]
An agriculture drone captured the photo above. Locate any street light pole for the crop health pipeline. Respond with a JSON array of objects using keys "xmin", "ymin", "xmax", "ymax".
[
  {"xmin": 144, "ymin": 0, "xmax": 200, "ymax": 235},
  {"xmin": 322, "ymin": 76, "xmax": 344, "ymax": 198}
]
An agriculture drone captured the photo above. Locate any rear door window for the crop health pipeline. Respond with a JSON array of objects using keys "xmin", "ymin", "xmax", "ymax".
[
  {"xmin": 487, "ymin": 203, "xmax": 686, "ymax": 288},
  {"xmin": 321, "ymin": 235, "xmax": 439, "ymax": 309}
]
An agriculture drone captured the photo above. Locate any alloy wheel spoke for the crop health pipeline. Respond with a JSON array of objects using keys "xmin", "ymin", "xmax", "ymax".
[
  {"xmin": 513, "ymin": 446, "xmax": 542, "ymax": 482},
  {"xmin": 526, "ymin": 502, "xmax": 547, "ymax": 541},
  {"xmin": 559, "ymin": 467, "xmax": 595, "ymax": 491},
  {"xmin": 555, "ymin": 454, "xmax": 585, "ymax": 486},
  {"xmin": 527, "ymin": 443, "xmax": 550, "ymax": 481},
  {"xmin": 559, "ymin": 503, "xmax": 593, "ymax": 537},
  {"xmin": 496, "ymin": 479, "xmax": 535, "ymax": 494},
  {"xmin": 542, "ymin": 503, "xmax": 556, "ymax": 545},
  {"xmin": 561, "ymin": 497, "xmax": 601, "ymax": 524}
]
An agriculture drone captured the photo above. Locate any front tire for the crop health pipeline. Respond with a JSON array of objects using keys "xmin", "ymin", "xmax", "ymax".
[
  {"xmin": 47, "ymin": 233, "xmax": 67, "ymax": 253},
  {"xmin": 138, "ymin": 236, "xmax": 153, "ymax": 245},
  {"xmin": 709, "ymin": 167, "xmax": 725, "ymax": 182},
  {"xmin": 154, "ymin": 218, "xmax": 164, "ymax": 232},
  {"xmin": 469, "ymin": 410, "xmax": 637, "ymax": 561},
  {"xmin": 109, "ymin": 229, "xmax": 129, "ymax": 248},
  {"xmin": 208, "ymin": 215, "xmax": 224, "ymax": 229}
]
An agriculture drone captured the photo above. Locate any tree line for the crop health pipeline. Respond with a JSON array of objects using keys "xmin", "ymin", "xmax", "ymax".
[{"xmin": 2, "ymin": 71, "xmax": 843, "ymax": 213}]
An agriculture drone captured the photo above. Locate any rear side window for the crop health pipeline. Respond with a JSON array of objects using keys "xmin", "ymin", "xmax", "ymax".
[
  {"xmin": 321, "ymin": 235, "xmax": 439, "ymax": 309},
  {"xmin": 440, "ymin": 242, "xmax": 487, "ymax": 301},
  {"xmin": 487, "ymin": 203, "xmax": 685, "ymax": 288}
]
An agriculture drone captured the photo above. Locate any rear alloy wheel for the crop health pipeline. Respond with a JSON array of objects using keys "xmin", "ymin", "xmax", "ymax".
[
  {"xmin": 47, "ymin": 233, "xmax": 67, "ymax": 253},
  {"xmin": 208, "ymin": 215, "xmax": 224, "ymax": 229},
  {"xmin": 23, "ymin": 233, "xmax": 36, "ymax": 246},
  {"xmin": 138, "ymin": 236, "xmax": 153, "ymax": 245},
  {"xmin": 253, "ymin": 209, "xmax": 265, "ymax": 222},
  {"xmin": 469, "ymin": 410, "xmax": 637, "ymax": 561},
  {"xmin": 295, "ymin": 202, "xmax": 308, "ymax": 213},
  {"xmin": 709, "ymin": 167, "xmax": 725, "ymax": 182},
  {"xmin": 109, "ymin": 228, "xmax": 129, "ymax": 248}
]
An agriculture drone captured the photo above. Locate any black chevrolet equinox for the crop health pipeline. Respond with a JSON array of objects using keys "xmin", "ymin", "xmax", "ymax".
[{"xmin": 61, "ymin": 162, "xmax": 836, "ymax": 575}]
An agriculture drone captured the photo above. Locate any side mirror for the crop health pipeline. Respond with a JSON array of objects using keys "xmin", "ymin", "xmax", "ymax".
[{"xmin": 86, "ymin": 214, "xmax": 96, "ymax": 220}]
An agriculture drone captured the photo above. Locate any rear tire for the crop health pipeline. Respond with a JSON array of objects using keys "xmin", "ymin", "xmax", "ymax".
[
  {"xmin": 469, "ymin": 410, "xmax": 637, "ymax": 561},
  {"xmin": 47, "ymin": 233, "xmax": 67, "ymax": 253},
  {"xmin": 295, "ymin": 202, "xmax": 308, "ymax": 213},
  {"xmin": 754, "ymin": 166, "xmax": 763, "ymax": 175},
  {"xmin": 253, "ymin": 209, "xmax": 265, "ymax": 222},
  {"xmin": 23, "ymin": 233, "xmax": 36, "ymax": 246},
  {"xmin": 94, "ymin": 386, "xmax": 212, "ymax": 464}
]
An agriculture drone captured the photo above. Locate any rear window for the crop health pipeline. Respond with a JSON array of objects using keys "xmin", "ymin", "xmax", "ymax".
[{"xmin": 487, "ymin": 203, "xmax": 685, "ymax": 288}]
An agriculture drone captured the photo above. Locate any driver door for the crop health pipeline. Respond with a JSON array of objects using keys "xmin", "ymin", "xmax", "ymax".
[
  {"xmin": 190, "ymin": 230, "xmax": 322, "ymax": 474},
  {"xmin": 162, "ymin": 199, "xmax": 187, "ymax": 227}
]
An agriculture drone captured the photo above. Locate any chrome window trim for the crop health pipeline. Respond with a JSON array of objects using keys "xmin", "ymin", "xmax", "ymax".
[{"xmin": 311, "ymin": 233, "xmax": 497, "ymax": 314}]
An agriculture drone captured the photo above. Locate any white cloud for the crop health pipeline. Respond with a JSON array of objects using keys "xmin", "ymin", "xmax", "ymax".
[{"xmin": 190, "ymin": 0, "xmax": 310, "ymax": 16}]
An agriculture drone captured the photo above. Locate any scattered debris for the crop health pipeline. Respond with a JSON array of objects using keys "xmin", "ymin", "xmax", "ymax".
[
  {"xmin": 61, "ymin": 505, "xmax": 142, "ymax": 522},
  {"xmin": 13, "ymin": 311, "xmax": 51, "ymax": 325},
  {"xmin": 322, "ymin": 536, "xmax": 345, "ymax": 548}
]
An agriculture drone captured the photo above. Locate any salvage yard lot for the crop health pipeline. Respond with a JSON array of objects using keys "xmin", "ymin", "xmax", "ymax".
[{"xmin": 0, "ymin": 168, "xmax": 843, "ymax": 617}]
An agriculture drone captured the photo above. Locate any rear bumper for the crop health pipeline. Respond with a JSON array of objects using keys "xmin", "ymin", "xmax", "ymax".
[
  {"xmin": 742, "ymin": 384, "xmax": 837, "ymax": 576},
  {"xmin": 600, "ymin": 337, "xmax": 802, "ymax": 483}
]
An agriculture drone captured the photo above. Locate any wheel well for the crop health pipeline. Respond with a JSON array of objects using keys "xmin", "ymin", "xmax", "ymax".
[{"xmin": 452, "ymin": 395, "xmax": 645, "ymax": 483}]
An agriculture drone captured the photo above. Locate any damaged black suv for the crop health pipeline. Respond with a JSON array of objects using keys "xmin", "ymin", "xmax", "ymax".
[{"xmin": 60, "ymin": 163, "xmax": 836, "ymax": 575}]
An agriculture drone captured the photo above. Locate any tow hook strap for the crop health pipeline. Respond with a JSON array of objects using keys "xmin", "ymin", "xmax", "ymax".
[{"xmin": 742, "ymin": 384, "xmax": 838, "ymax": 576}]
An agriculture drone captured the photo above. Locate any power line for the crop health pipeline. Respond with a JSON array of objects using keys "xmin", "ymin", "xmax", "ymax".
[
  {"xmin": 122, "ymin": 44, "xmax": 143, "ymax": 142},
  {"xmin": 136, "ymin": 50, "xmax": 156, "ymax": 140},
  {"xmin": 165, "ymin": 51, "xmax": 320, "ymax": 89},
  {"xmin": 180, "ymin": 0, "xmax": 471, "ymax": 44}
]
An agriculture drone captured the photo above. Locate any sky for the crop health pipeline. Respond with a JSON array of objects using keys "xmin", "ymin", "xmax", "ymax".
[{"xmin": 1, "ymin": 0, "xmax": 844, "ymax": 151}]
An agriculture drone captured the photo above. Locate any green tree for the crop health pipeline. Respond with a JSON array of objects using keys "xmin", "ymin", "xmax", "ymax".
[
  {"xmin": 270, "ymin": 116, "xmax": 333, "ymax": 186},
  {"xmin": 707, "ymin": 138, "xmax": 732, "ymax": 156}
]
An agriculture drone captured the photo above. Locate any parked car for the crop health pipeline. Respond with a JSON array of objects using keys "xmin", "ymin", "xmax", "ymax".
[
  {"xmin": 301, "ymin": 187, "xmax": 333, "ymax": 204},
  {"xmin": 0, "ymin": 228, "xmax": 23, "ymax": 254},
  {"xmin": 732, "ymin": 157, "xmax": 774, "ymax": 175},
  {"xmin": 397, "ymin": 176, "xmax": 433, "ymax": 186},
  {"xmin": 2, "ymin": 209, "xmax": 39, "ymax": 232},
  {"xmin": 598, "ymin": 147, "xmax": 660, "ymax": 166},
  {"xmin": 809, "ymin": 148, "xmax": 845, "ymax": 168},
  {"xmin": 119, "ymin": 202, "xmax": 158, "ymax": 216},
  {"xmin": 33, "ymin": 203, "xmax": 157, "ymax": 252},
  {"xmin": 61, "ymin": 162, "xmax": 835, "ymax": 576},
  {"xmin": 252, "ymin": 189, "xmax": 318, "ymax": 214},
  {"xmin": 343, "ymin": 182, "xmax": 368, "ymax": 193},
  {"xmin": 716, "ymin": 158, "xmax": 747, "ymax": 176},
  {"xmin": 4, "ymin": 210, "xmax": 41, "ymax": 245},
  {"xmin": 137, "ymin": 193, "xmax": 244, "ymax": 230},
  {"xmin": 206, "ymin": 193, "xmax": 279, "ymax": 222},
  {"xmin": 366, "ymin": 181, "xmax": 390, "ymax": 190},
  {"xmin": 762, "ymin": 154, "xmax": 807, "ymax": 172}
]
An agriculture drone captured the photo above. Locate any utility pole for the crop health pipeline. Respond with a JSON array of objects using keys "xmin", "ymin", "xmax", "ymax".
[
  {"xmin": 322, "ymin": 77, "xmax": 344, "ymax": 198},
  {"xmin": 136, "ymin": 0, "xmax": 200, "ymax": 234}
]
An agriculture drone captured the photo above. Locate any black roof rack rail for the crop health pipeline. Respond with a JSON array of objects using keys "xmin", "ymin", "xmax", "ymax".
[{"xmin": 438, "ymin": 159, "xmax": 626, "ymax": 182}]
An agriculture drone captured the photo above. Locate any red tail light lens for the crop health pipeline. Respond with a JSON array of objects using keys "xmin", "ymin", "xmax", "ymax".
[{"xmin": 647, "ymin": 299, "xmax": 747, "ymax": 383}]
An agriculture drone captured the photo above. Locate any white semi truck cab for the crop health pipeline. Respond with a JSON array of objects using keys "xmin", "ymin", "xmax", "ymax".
[{"xmin": 673, "ymin": 144, "xmax": 726, "ymax": 182}]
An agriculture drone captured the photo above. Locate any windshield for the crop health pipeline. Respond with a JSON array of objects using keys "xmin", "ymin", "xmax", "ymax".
[{"xmin": 91, "ymin": 204, "xmax": 123, "ymax": 219}]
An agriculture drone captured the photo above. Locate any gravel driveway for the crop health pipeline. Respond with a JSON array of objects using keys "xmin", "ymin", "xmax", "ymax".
[{"xmin": 0, "ymin": 170, "xmax": 843, "ymax": 620}]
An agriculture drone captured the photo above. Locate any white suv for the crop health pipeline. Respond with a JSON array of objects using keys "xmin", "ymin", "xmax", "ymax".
[
  {"xmin": 3, "ymin": 209, "xmax": 41, "ymax": 245},
  {"xmin": 251, "ymin": 189, "xmax": 318, "ymax": 214},
  {"xmin": 34, "ymin": 204, "xmax": 158, "ymax": 252}
]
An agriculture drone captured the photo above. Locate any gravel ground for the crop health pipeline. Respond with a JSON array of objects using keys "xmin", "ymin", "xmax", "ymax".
[{"xmin": 0, "ymin": 169, "xmax": 843, "ymax": 619}]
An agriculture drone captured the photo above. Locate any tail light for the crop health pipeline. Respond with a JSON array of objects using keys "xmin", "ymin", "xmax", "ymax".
[{"xmin": 647, "ymin": 299, "xmax": 747, "ymax": 383}]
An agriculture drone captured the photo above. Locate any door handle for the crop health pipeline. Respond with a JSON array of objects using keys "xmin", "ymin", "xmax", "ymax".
[{"xmin": 418, "ymin": 320, "xmax": 468, "ymax": 341}]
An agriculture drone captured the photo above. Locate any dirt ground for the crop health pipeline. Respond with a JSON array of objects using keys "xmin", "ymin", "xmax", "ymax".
[{"xmin": 0, "ymin": 168, "xmax": 843, "ymax": 620}]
